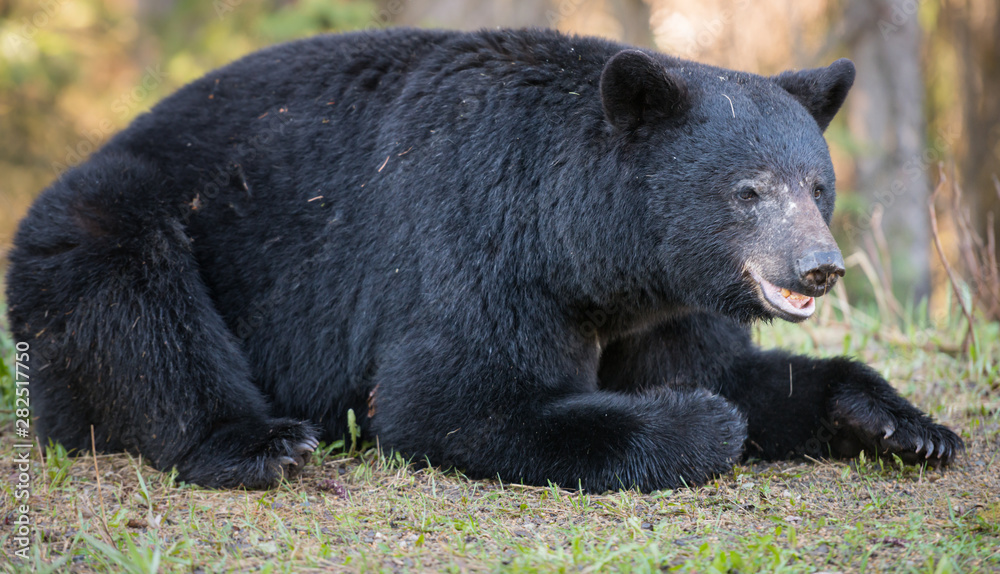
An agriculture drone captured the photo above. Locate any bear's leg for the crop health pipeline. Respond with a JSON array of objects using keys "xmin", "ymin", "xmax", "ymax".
[
  {"xmin": 5, "ymin": 153, "xmax": 317, "ymax": 489},
  {"xmin": 599, "ymin": 312, "xmax": 963, "ymax": 465},
  {"xmin": 366, "ymin": 334, "xmax": 747, "ymax": 492},
  {"xmin": 714, "ymin": 350, "xmax": 965, "ymax": 465}
]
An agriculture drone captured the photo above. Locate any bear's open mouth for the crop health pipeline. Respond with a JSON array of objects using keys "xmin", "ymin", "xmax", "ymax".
[{"xmin": 748, "ymin": 269, "xmax": 815, "ymax": 320}]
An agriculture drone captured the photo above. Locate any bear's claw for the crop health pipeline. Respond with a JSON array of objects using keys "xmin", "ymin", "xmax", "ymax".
[
  {"xmin": 830, "ymin": 386, "xmax": 964, "ymax": 468},
  {"xmin": 296, "ymin": 437, "xmax": 320, "ymax": 452}
]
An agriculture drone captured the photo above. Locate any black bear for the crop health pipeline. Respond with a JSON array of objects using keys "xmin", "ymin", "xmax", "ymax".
[{"xmin": 6, "ymin": 28, "xmax": 962, "ymax": 491}]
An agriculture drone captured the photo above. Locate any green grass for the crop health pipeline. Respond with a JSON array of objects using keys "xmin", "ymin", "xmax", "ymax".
[
  {"xmin": 0, "ymin": 298, "xmax": 14, "ymax": 427},
  {"xmin": 1, "ymin": 296, "xmax": 999, "ymax": 573}
]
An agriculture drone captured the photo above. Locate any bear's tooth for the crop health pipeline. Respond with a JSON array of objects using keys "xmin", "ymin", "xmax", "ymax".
[{"xmin": 781, "ymin": 288, "xmax": 791, "ymax": 298}]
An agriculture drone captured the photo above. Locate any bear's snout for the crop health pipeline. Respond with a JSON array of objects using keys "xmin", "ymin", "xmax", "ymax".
[{"xmin": 795, "ymin": 249, "xmax": 845, "ymax": 295}]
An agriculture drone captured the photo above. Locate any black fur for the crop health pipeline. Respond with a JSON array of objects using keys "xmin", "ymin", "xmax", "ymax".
[
  {"xmin": 772, "ymin": 58, "xmax": 856, "ymax": 132},
  {"xmin": 5, "ymin": 28, "xmax": 961, "ymax": 491}
]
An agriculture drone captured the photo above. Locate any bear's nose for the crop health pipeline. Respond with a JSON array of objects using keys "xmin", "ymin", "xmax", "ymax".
[{"xmin": 796, "ymin": 250, "xmax": 845, "ymax": 292}]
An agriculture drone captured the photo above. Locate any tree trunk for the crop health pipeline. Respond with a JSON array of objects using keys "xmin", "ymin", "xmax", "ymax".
[
  {"xmin": 843, "ymin": 0, "xmax": 931, "ymax": 302},
  {"xmin": 956, "ymin": 0, "xmax": 1000, "ymax": 263}
]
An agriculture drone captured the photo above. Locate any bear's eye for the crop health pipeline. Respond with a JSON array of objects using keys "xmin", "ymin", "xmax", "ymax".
[
  {"xmin": 813, "ymin": 185, "xmax": 825, "ymax": 199},
  {"xmin": 738, "ymin": 186, "xmax": 759, "ymax": 201}
]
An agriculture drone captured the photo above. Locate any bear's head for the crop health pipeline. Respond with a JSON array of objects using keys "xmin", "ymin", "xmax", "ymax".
[{"xmin": 600, "ymin": 50, "xmax": 855, "ymax": 323}]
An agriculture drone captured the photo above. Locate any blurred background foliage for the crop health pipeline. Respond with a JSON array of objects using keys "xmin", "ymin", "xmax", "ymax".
[{"xmin": 0, "ymin": 0, "xmax": 998, "ymax": 326}]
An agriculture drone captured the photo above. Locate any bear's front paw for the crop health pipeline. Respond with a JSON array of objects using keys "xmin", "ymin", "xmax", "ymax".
[
  {"xmin": 179, "ymin": 418, "xmax": 320, "ymax": 489},
  {"xmin": 829, "ymin": 386, "xmax": 963, "ymax": 467},
  {"xmin": 248, "ymin": 419, "xmax": 320, "ymax": 486}
]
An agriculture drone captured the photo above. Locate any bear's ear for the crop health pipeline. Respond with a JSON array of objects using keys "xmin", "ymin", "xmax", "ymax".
[
  {"xmin": 600, "ymin": 50, "xmax": 689, "ymax": 132},
  {"xmin": 772, "ymin": 58, "xmax": 855, "ymax": 132}
]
